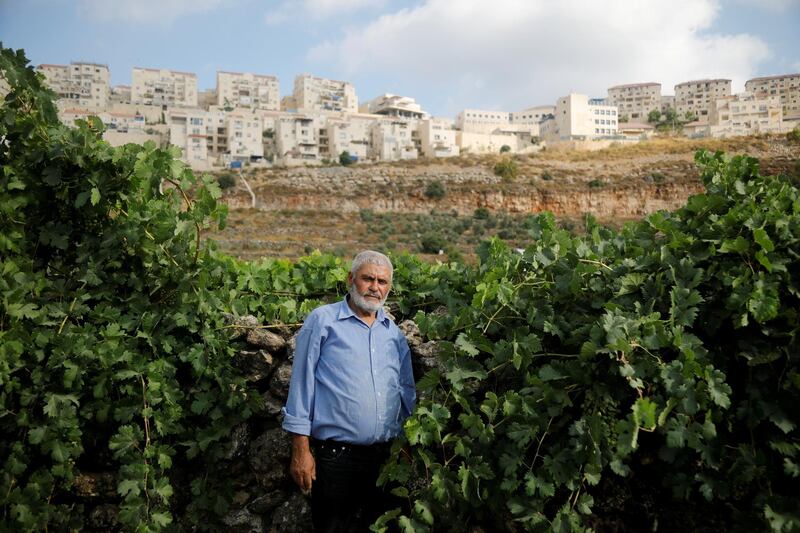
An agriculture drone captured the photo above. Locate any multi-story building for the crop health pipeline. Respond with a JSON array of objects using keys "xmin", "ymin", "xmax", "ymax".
[
  {"xmin": 321, "ymin": 114, "xmax": 374, "ymax": 161},
  {"xmin": 275, "ymin": 114, "xmax": 322, "ymax": 164},
  {"xmin": 674, "ymin": 79, "xmax": 731, "ymax": 122},
  {"xmin": 540, "ymin": 93, "xmax": 618, "ymax": 143},
  {"xmin": 745, "ymin": 73, "xmax": 800, "ymax": 119},
  {"xmin": 510, "ymin": 105, "xmax": 554, "ymax": 136},
  {"xmin": 360, "ymin": 94, "xmax": 428, "ymax": 119},
  {"xmin": 606, "ymin": 82, "xmax": 661, "ymax": 122},
  {"xmin": 455, "ymin": 109, "xmax": 510, "ymax": 134},
  {"xmin": 418, "ymin": 118, "xmax": 459, "ymax": 158},
  {"xmin": 660, "ymin": 95, "xmax": 675, "ymax": 113},
  {"xmin": 110, "ymin": 85, "xmax": 131, "ymax": 105},
  {"xmin": 217, "ymin": 71, "xmax": 280, "ymax": 111},
  {"xmin": 225, "ymin": 111, "xmax": 264, "ymax": 161},
  {"xmin": 167, "ymin": 108, "xmax": 211, "ymax": 168},
  {"xmin": 370, "ymin": 119, "xmax": 418, "ymax": 161},
  {"xmin": 132, "ymin": 67, "xmax": 198, "ymax": 108},
  {"xmin": 38, "ymin": 62, "xmax": 110, "ymax": 109},
  {"xmin": 707, "ymin": 92, "xmax": 784, "ymax": 137},
  {"xmin": 293, "ymin": 74, "xmax": 357, "ymax": 113}
]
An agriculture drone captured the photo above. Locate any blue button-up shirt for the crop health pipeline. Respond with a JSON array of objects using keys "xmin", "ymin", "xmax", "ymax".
[{"xmin": 281, "ymin": 297, "xmax": 416, "ymax": 445}]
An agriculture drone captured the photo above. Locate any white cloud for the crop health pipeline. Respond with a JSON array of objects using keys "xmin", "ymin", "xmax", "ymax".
[
  {"xmin": 77, "ymin": 0, "xmax": 227, "ymax": 26},
  {"xmin": 308, "ymin": 0, "xmax": 771, "ymax": 114},
  {"xmin": 265, "ymin": 0, "xmax": 385, "ymax": 25}
]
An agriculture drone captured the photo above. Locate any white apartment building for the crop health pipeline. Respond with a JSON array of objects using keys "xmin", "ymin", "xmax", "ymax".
[
  {"xmin": 456, "ymin": 109, "xmax": 510, "ymax": 134},
  {"xmin": 418, "ymin": 118, "xmax": 459, "ymax": 158},
  {"xmin": 321, "ymin": 114, "xmax": 373, "ymax": 161},
  {"xmin": 293, "ymin": 74, "xmax": 357, "ymax": 113},
  {"xmin": 110, "ymin": 85, "xmax": 131, "ymax": 105},
  {"xmin": 707, "ymin": 92, "xmax": 784, "ymax": 137},
  {"xmin": 674, "ymin": 79, "xmax": 731, "ymax": 122},
  {"xmin": 660, "ymin": 95, "xmax": 675, "ymax": 113},
  {"xmin": 360, "ymin": 94, "xmax": 428, "ymax": 119},
  {"xmin": 226, "ymin": 111, "xmax": 264, "ymax": 161},
  {"xmin": 540, "ymin": 93, "xmax": 618, "ymax": 143},
  {"xmin": 275, "ymin": 114, "xmax": 322, "ymax": 164},
  {"xmin": 217, "ymin": 71, "xmax": 280, "ymax": 111},
  {"xmin": 606, "ymin": 83, "xmax": 661, "ymax": 122},
  {"xmin": 132, "ymin": 67, "xmax": 198, "ymax": 108},
  {"xmin": 510, "ymin": 105, "xmax": 554, "ymax": 136},
  {"xmin": 168, "ymin": 108, "xmax": 211, "ymax": 168},
  {"xmin": 38, "ymin": 62, "xmax": 110, "ymax": 109},
  {"xmin": 745, "ymin": 73, "xmax": 800, "ymax": 119},
  {"xmin": 370, "ymin": 119, "xmax": 418, "ymax": 161}
]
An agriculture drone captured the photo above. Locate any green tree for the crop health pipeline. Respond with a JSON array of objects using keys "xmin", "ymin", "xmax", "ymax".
[
  {"xmin": 339, "ymin": 150, "xmax": 354, "ymax": 166},
  {"xmin": 424, "ymin": 180, "xmax": 446, "ymax": 200},
  {"xmin": 647, "ymin": 109, "xmax": 662, "ymax": 123},
  {"xmin": 499, "ymin": 144, "xmax": 511, "ymax": 153}
]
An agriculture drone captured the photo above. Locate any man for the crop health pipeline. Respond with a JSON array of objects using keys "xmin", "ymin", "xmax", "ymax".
[{"xmin": 281, "ymin": 250, "xmax": 416, "ymax": 532}]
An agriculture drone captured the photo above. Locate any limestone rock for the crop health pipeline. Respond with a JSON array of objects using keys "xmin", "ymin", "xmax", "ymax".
[
  {"xmin": 248, "ymin": 428, "xmax": 291, "ymax": 490},
  {"xmin": 224, "ymin": 314, "xmax": 260, "ymax": 341},
  {"xmin": 225, "ymin": 423, "xmax": 251, "ymax": 461},
  {"xmin": 246, "ymin": 328, "xmax": 286, "ymax": 353},
  {"xmin": 247, "ymin": 489, "xmax": 289, "ymax": 515},
  {"xmin": 234, "ymin": 349, "xmax": 274, "ymax": 382},
  {"xmin": 268, "ymin": 493, "xmax": 312, "ymax": 533},
  {"xmin": 222, "ymin": 508, "xmax": 264, "ymax": 533},
  {"xmin": 259, "ymin": 392, "xmax": 284, "ymax": 418},
  {"xmin": 269, "ymin": 362, "xmax": 293, "ymax": 400},
  {"xmin": 398, "ymin": 319, "xmax": 422, "ymax": 349}
]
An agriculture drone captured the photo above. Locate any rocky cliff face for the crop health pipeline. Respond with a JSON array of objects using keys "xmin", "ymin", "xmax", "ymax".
[{"xmin": 226, "ymin": 163, "xmax": 704, "ymax": 220}]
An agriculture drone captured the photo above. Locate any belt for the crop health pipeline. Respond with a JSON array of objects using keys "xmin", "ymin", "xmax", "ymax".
[{"xmin": 312, "ymin": 439, "xmax": 392, "ymax": 455}]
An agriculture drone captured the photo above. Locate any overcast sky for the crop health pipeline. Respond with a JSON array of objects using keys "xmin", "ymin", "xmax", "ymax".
[{"xmin": 1, "ymin": 0, "xmax": 798, "ymax": 118}]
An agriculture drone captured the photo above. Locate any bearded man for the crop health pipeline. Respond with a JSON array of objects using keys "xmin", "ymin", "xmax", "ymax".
[{"xmin": 281, "ymin": 250, "xmax": 416, "ymax": 532}]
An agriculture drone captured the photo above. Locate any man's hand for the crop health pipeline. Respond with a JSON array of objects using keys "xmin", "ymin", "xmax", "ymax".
[{"xmin": 289, "ymin": 434, "xmax": 315, "ymax": 494}]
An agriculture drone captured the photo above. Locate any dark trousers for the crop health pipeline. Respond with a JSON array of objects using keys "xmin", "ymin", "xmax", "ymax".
[{"xmin": 311, "ymin": 440, "xmax": 394, "ymax": 533}]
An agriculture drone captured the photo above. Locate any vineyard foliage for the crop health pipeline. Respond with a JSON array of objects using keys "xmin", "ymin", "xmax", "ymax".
[{"xmin": 1, "ymin": 45, "xmax": 799, "ymax": 532}]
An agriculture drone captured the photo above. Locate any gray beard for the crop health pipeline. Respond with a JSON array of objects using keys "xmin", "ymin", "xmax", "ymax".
[{"xmin": 349, "ymin": 287, "xmax": 386, "ymax": 314}]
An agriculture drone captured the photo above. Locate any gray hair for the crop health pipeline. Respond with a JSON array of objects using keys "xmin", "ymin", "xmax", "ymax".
[{"xmin": 350, "ymin": 250, "xmax": 393, "ymax": 279}]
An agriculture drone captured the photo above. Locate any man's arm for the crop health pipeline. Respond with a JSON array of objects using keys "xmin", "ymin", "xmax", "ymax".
[
  {"xmin": 398, "ymin": 335, "xmax": 417, "ymax": 417},
  {"xmin": 281, "ymin": 312, "xmax": 324, "ymax": 491},
  {"xmin": 289, "ymin": 434, "xmax": 315, "ymax": 494}
]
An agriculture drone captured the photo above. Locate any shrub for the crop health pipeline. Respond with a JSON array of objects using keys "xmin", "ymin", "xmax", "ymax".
[
  {"xmin": 540, "ymin": 171, "xmax": 554, "ymax": 181},
  {"xmin": 424, "ymin": 180, "xmax": 446, "ymax": 200},
  {"xmin": 493, "ymin": 157, "xmax": 519, "ymax": 180},
  {"xmin": 588, "ymin": 178, "xmax": 605, "ymax": 188},
  {"xmin": 473, "ymin": 207, "xmax": 490, "ymax": 220},
  {"xmin": 788, "ymin": 126, "xmax": 800, "ymax": 143},
  {"xmin": 217, "ymin": 173, "xmax": 236, "ymax": 190},
  {"xmin": 419, "ymin": 233, "xmax": 447, "ymax": 254},
  {"xmin": 499, "ymin": 144, "xmax": 511, "ymax": 153},
  {"xmin": 339, "ymin": 150, "xmax": 354, "ymax": 166}
]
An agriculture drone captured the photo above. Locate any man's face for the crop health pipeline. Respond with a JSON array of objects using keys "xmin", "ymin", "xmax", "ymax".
[{"xmin": 348, "ymin": 263, "xmax": 392, "ymax": 314}]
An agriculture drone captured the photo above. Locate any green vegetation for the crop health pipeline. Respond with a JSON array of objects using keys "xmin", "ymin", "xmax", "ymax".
[
  {"xmin": 217, "ymin": 173, "xmax": 236, "ymax": 190},
  {"xmin": 339, "ymin": 150, "xmax": 354, "ymax": 166},
  {"xmin": 499, "ymin": 144, "xmax": 511, "ymax": 153},
  {"xmin": 373, "ymin": 150, "xmax": 800, "ymax": 532},
  {"xmin": 493, "ymin": 157, "xmax": 519, "ymax": 180},
  {"xmin": 424, "ymin": 180, "xmax": 446, "ymax": 200}
]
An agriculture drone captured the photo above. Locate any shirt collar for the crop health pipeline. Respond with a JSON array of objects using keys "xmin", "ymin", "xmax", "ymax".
[{"xmin": 339, "ymin": 295, "xmax": 390, "ymax": 327}]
